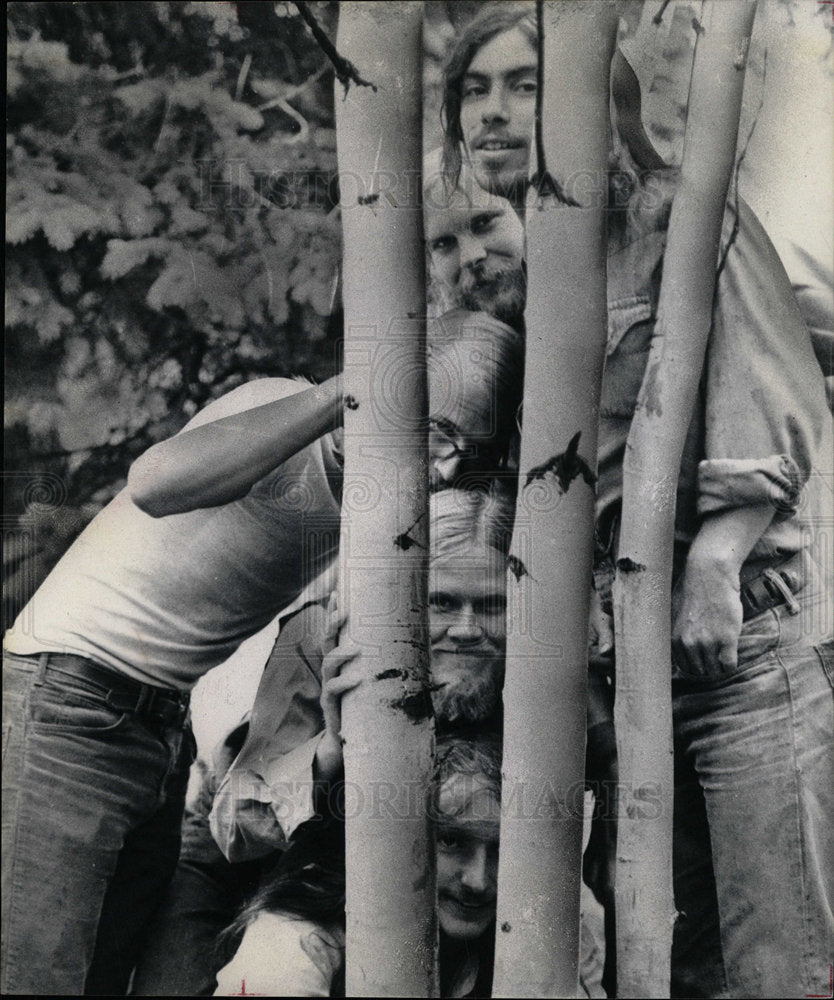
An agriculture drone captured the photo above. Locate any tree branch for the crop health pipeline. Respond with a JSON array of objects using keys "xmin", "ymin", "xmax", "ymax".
[
  {"xmin": 530, "ymin": 0, "xmax": 580, "ymax": 206},
  {"xmin": 293, "ymin": 1, "xmax": 377, "ymax": 95},
  {"xmin": 652, "ymin": 0, "xmax": 673, "ymax": 25}
]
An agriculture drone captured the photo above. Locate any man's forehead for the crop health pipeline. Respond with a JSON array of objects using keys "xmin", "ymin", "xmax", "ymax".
[
  {"xmin": 438, "ymin": 776, "xmax": 501, "ymax": 833},
  {"xmin": 430, "ymin": 562, "xmax": 506, "ymax": 590},
  {"xmin": 465, "ymin": 26, "xmax": 537, "ymax": 78},
  {"xmin": 425, "ymin": 197, "xmax": 507, "ymax": 238}
]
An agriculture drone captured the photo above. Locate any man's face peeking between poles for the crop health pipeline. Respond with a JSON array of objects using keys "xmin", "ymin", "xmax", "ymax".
[
  {"xmin": 435, "ymin": 770, "xmax": 501, "ymax": 941},
  {"xmin": 427, "ymin": 310, "xmax": 523, "ymax": 491},
  {"xmin": 425, "ymin": 185, "xmax": 526, "ymax": 329},
  {"xmin": 428, "ymin": 555, "xmax": 507, "ymax": 725}
]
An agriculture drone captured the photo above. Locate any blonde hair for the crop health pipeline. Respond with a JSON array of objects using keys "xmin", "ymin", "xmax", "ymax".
[{"xmin": 430, "ymin": 483, "xmax": 514, "ymax": 566}]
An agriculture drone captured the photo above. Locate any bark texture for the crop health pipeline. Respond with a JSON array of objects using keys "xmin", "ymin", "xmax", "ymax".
[
  {"xmin": 613, "ymin": 4, "xmax": 758, "ymax": 996},
  {"xmin": 335, "ymin": 4, "xmax": 437, "ymax": 996},
  {"xmin": 492, "ymin": 4, "xmax": 620, "ymax": 997}
]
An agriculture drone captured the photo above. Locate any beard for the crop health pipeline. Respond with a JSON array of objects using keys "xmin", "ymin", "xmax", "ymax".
[
  {"xmin": 457, "ymin": 263, "xmax": 526, "ymax": 331},
  {"xmin": 431, "ymin": 663, "xmax": 504, "ymax": 725}
]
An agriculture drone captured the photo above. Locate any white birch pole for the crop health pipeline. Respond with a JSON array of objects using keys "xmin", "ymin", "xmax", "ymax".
[
  {"xmin": 334, "ymin": 4, "xmax": 437, "ymax": 996},
  {"xmin": 493, "ymin": 4, "xmax": 620, "ymax": 996},
  {"xmin": 613, "ymin": 4, "xmax": 758, "ymax": 996}
]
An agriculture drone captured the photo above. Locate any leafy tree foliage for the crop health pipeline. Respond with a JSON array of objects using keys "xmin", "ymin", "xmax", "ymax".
[{"xmin": 5, "ymin": 1, "xmax": 343, "ymax": 621}]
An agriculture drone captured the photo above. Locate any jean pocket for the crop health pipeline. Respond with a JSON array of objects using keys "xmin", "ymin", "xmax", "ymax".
[
  {"xmin": 816, "ymin": 639, "xmax": 834, "ymax": 689},
  {"xmin": 28, "ymin": 683, "xmax": 128, "ymax": 734},
  {"xmin": 734, "ymin": 607, "xmax": 781, "ymax": 664}
]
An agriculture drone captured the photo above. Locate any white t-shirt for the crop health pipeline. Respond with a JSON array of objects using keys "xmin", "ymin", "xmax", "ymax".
[
  {"xmin": 5, "ymin": 379, "xmax": 342, "ymax": 690},
  {"xmin": 214, "ymin": 913, "xmax": 343, "ymax": 997}
]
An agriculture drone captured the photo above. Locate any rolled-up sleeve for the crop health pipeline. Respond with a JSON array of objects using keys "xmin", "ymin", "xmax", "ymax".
[
  {"xmin": 209, "ymin": 600, "xmax": 331, "ymax": 862},
  {"xmin": 703, "ymin": 197, "xmax": 831, "ymax": 531},
  {"xmin": 697, "ymin": 454, "xmax": 803, "ymax": 519},
  {"xmin": 210, "ymin": 734, "xmax": 324, "ymax": 862}
]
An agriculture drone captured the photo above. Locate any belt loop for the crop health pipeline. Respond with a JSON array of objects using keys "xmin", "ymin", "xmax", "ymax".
[
  {"xmin": 34, "ymin": 652, "xmax": 49, "ymax": 687},
  {"xmin": 135, "ymin": 685, "xmax": 150, "ymax": 714},
  {"xmin": 764, "ymin": 568, "xmax": 800, "ymax": 616}
]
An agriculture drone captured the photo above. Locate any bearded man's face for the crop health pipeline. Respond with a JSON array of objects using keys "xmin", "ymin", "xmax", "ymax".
[
  {"xmin": 426, "ymin": 189, "xmax": 526, "ymax": 328},
  {"xmin": 429, "ymin": 557, "xmax": 506, "ymax": 725}
]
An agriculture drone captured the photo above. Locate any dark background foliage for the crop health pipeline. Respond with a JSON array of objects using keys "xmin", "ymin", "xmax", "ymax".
[
  {"xmin": 5, "ymin": 0, "xmax": 831, "ymax": 633},
  {"xmin": 5, "ymin": 1, "xmax": 347, "ymax": 624}
]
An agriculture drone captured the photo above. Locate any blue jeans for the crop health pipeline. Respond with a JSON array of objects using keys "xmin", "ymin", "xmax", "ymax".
[
  {"xmin": 671, "ymin": 574, "xmax": 834, "ymax": 998},
  {"xmin": 1, "ymin": 652, "xmax": 194, "ymax": 995},
  {"xmin": 131, "ymin": 728, "xmax": 265, "ymax": 996}
]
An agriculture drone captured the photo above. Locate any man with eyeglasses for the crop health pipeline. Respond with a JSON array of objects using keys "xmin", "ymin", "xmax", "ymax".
[{"xmin": 1, "ymin": 302, "xmax": 523, "ymax": 994}]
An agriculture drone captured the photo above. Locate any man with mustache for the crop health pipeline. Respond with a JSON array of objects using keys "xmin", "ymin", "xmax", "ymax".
[
  {"xmin": 126, "ymin": 311, "xmax": 523, "ymax": 994},
  {"xmin": 424, "ymin": 170, "xmax": 526, "ymax": 330},
  {"xmin": 132, "ymin": 485, "xmax": 515, "ymax": 995},
  {"xmin": 437, "ymin": 8, "xmax": 833, "ymax": 999},
  {"xmin": 1, "ymin": 304, "xmax": 523, "ymax": 995},
  {"xmin": 211, "ymin": 485, "xmax": 514, "ymax": 863}
]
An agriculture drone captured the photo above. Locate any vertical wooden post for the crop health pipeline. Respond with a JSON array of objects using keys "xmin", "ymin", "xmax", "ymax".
[
  {"xmin": 613, "ymin": 4, "xmax": 758, "ymax": 997},
  {"xmin": 335, "ymin": 4, "xmax": 437, "ymax": 997},
  {"xmin": 492, "ymin": 4, "xmax": 620, "ymax": 997}
]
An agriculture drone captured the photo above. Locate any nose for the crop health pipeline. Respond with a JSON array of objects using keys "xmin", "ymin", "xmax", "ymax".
[
  {"xmin": 460, "ymin": 844, "xmax": 492, "ymax": 894},
  {"xmin": 446, "ymin": 606, "xmax": 485, "ymax": 644},
  {"xmin": 458, "ymin": 233, "xmax": 487, "ymax": 270},
  {"xmin": 481, "ymin": 85, "xmax": 509, "ymax": 125}
]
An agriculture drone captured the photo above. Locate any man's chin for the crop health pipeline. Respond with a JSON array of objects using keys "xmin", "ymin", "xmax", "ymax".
[
  {"xmin": 461, "ymin": 275, "xmax": 526, "ymax": 330},
  {"xmin": 431, "ymin": 665, "xmax": 503, "ymax": 725},
  {"xmin": 439, "ymin": 896, "xmax": 495, "ymax": 940},
  {"xmin": 471, "ymin": 159, "xmax": 528, "ymax": 202}
]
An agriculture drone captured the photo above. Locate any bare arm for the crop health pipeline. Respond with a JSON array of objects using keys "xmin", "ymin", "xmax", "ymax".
[
  {"xmin": 672, "ymin": 501, "xmax": 773, "ymax": 675},
  {"xmin": 128, "ymin": 374, "xmax": 343, "ymax": 517}
]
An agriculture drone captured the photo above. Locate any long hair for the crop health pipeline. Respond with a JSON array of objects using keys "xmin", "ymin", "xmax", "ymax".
[
  {"xmin": 222, "ymin": 818, "xmax": 346, "ymax": 944},
  {"xmin": 441, "ymin": 7, "xmax": 537, "ymax": 191},
  {"xmin": 221, "ymin": 734, "xmax": 504, "ymax": 996},
  {"xmin": 439, "ymin": 7, "xmax": 669, "ymax": 235}
]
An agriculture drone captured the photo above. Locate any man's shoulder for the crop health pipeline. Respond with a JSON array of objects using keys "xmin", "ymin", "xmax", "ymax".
[{"xmin": 183, "ymin": 376, "xmax": 309, "ymax": 431}]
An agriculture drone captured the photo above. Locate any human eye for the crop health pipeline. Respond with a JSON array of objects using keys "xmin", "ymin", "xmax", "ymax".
[
  {"xmin": 429, "ymin": 235, "xmax": 455, "ymax": 254},
  {"xmin": 429, "ymin": 592, "xmax": 457, "ymax": 613},
  {"xmin": 437, "ymin": 829, "xmax": 464, "ymax": 850},
  {"xmin": 470, "ymin": 213, "xmax": 499, "ymax": 236},
  {"xmin": 462, "ymin": 77, "xmax": 487, "ymax": 100},
  {"xmin": 513, "ymin": 77, "xmax": 539, "ymax": 97},
  {"xmin": 479, "ymin": 595, "xmax": 507, "ymax": 616}
]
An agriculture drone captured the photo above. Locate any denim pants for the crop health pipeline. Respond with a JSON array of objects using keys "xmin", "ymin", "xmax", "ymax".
[
  {"xmin": 671, "ymin": 574, "xmax": 834, "ymax": 998},
  {"xmin": 1, "ymin": 651, "xmax": 194, "ymax": 996},
  {"xmin": 131, "ymin": 740, "xmax": 265, "ymax": 996}
]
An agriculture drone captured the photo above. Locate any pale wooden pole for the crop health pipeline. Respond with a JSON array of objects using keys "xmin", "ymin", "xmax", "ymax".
[
  {"xmin": 334, "ymin": 4, "xmax": 437, "ymax": 997},
  {"xmin": 613, "ymin": 3, "xmax": 758, "ymax": 997},
  {"xmin": 492, "ymin": 4, "xmax": 620, "ymax": 997}
]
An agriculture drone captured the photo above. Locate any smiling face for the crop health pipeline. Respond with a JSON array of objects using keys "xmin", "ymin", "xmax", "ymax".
[
  {"xmin": 436, "ymin": 772, "xmax": 500, "ymax": 941},
  {"xmin": 425, "ymin": 188, "xmax": 525, "ymax": 326},
  {"xmin": 459, "ymin": 26, "xmax": 537, "ymax": 199},
  {"xmin": 428, "ymin": 556, "xmax": 506, "ymax": 724}
]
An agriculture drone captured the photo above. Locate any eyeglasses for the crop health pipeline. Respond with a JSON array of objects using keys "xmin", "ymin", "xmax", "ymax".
[
  {"xmin": 429, "ymin": 418, "xmax": 477, "ymax": 462},
  {"xmin": 428, "ymin": 418, "xmax": 509, "ymax": 470}
]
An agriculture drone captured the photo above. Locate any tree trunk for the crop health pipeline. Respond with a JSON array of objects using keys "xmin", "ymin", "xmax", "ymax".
[
  {"xmin": 334, "ymin": 4, "xmax": 437, "ymax": 997},
  {"xmin": 492, "ymin": 4, "xmax": 620, "ymax": 997},
  {"xmin": 613, "ymin": 4, "xmax": 758, "ymax": 997}
]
